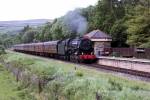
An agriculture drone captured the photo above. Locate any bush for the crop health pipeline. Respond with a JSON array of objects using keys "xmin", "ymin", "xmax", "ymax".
[
  {"xmin": 0, "ymin": 45, "xmax": 6, "ymax": 55},
  {"xmin": 76, "ymin": 70, "xmax": 84, "ymax": 77},
  {"xmin": 108, "ymin": 79, "xmax": 123, "ymax": 91}
]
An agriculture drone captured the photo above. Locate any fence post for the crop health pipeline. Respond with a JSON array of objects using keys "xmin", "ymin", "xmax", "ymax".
[
  {"xmin": 38, "ymin": 79, "xmax": 42, "ymax": 94},
  {"xmin": 96, "ymin": 92, "xmax": 102, "ymax": 100}
]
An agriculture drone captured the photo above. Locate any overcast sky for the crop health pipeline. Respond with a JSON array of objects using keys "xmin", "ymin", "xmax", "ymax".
[{"xmin": 0, "ymin": 0, "xmax": 98, "ymax": 21}]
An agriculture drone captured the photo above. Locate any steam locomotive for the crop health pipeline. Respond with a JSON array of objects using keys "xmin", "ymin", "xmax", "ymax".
[{"xmin": 13, "ymin": 37, "xmax": 96, "ymax": 63}]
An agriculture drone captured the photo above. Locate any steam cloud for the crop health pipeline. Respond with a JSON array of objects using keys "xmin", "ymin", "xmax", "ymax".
[{"xmin": 63, "ymin": 9, "xmax": 88, "ymax": 36}]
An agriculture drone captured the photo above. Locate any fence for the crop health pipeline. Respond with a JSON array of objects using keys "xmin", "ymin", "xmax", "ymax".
[{"xmin": 112, "ymin": 48, "xmax": 150, "ymax": 59}]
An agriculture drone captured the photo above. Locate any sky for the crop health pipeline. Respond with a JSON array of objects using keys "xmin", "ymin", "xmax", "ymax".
[{"xmin": 0, "ymin": 0, "xmax": 98, "ymax": 21}]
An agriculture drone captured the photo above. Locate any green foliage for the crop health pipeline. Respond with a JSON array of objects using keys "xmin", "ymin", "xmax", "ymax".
[
  {"xmin": 22, "ymin": 30, "xmax": 38, "ymax": 43},
  {"xmin": 75, "ymin": 70, "xmax": 84, "ymax": 77},
  {"xmin": 0, "ymin": 45, "xmax": 5, "ymax": 55},
  {"xmin": 2, "ymin": 51, "xmax": 150, "ymax": 100},
  {"xmin": 110, "ymin": 20, "xmax": 128, "ymax": 47},
  {"xmin": 0, "ymin": 0, "xmax": 149, "ymax": 48},
  {"xmin": 125, "ymin": 5, "xmax": 150, "ymax": 47},
  {"xmin": 84, "ymin": 0, "xmax": 150, "ymax": 47},
  {"xmin": 108, "ymin": 79, "xmax": 123, "ymax": 91},
  {"xmin": 0, "ymin": 64, "xmax": 35, "ymax": 100},
  {"xmin": 0, "ymin": 33, "xmax": 18, "ymax": 48},
  {"xmin": 17, "ymin": 25, "xmax": 39, "ymax": 43},
  {"xmin": 8, "ymin": 0, "xmax": 149, "ymax": 47}
]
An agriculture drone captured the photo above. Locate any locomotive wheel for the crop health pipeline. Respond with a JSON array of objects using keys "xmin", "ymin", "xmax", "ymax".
[
  {"xmin": 70, "ymin": 55, "xmax": 79, "ymax": 63},
  {"xmin": 65, "ymin": 56, "xmax": 70, "ymax": 61},
  {"xmin": 70, "ymin": 55, "xmax": 73, "ymax": 62},
  {"xmin": 70, "ymin": 55, "xmax": 75, "ymax": 62},
  {"xmin": 77, "ymin": 58, "xmax": 81, "ymax": 63}
]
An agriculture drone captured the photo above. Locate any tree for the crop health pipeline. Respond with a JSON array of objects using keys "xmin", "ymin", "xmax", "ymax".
[
  {"xmin": 43, "ymin": 22, "xmax": 53, "ymax": 41},
  {"xmin": 125, "ymin": 5, "xmax": 150, "ymax": 47},
  {"xmin": 110, "ymin": 20, "xmax": 128, "ymax": 47},
  {"xmin": 0, "ymin": 45, "xmax": 5, "ymax": 55},
  {"xmin": 11, "ymin": 0, "xmax": 150, "ymax": 48},
  {"xmin": 22, "ymin": 30, "xmax": 38, "ymax": 43},
  {"xmin": 20, "ymin": 25, "xmax": 32, "ymax": 35}
]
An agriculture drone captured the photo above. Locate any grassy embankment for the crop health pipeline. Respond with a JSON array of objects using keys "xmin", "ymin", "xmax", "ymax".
[
  {"xmin": 0, "ymin": 64, "xmax": 35, "ymax": 100},
  {"xmin": 1, "ymin": 51, "xmax": 150, "ymax": 100}
]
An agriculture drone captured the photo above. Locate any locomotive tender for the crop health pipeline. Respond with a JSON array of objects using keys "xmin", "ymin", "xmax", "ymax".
[{"xmin": 13, "ymin": 37, "xmax": 96, "ymax": 62}]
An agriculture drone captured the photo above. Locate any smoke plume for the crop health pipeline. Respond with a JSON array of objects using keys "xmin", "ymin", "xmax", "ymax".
[{"xmin": 63, "ymin": 9, "xmax": 88, "ymax": 36}]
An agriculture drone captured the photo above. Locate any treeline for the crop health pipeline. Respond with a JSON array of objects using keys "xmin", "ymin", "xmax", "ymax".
[
  {"xmin": 0, "ymin": 33, "xmax": 18, "ymax": 48},
  {"xmin": 1, "ymin": 0, "xmax": 150, "ymax": 48},
  {"xmin": 83, "ymin": 0, "xmax": 150, "ymax": 47}
]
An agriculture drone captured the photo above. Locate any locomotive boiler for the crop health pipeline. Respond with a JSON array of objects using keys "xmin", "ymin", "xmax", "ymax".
[{"xmin": 57, "ymin": 37, "xmax": 95, "ymax": 62}]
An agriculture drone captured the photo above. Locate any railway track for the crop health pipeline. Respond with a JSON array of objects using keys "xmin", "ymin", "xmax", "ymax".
[
  {"xmin": 53, "ymin": 59, "xmax": 150, "ymax": 81},
  {"xmin": 89, "ymin": 64, "xmax": 150, "ymax": 78},
  {"xmin": 44, "ymin": 57, "xmax": 150, "ymax": 79}
]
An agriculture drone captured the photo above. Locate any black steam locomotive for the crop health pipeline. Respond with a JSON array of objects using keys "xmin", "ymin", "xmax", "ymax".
[{"xmin": 13, "ymin": 37, "xmax": 96, "ymax": 63}]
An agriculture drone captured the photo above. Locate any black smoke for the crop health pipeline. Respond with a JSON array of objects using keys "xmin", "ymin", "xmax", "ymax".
[{"xmin": 63, "ymin": 9, "xmax": 88, "ymax": 36}]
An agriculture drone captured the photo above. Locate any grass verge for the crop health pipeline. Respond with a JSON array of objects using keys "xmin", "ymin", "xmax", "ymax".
[
  {"xmin": 0, "ymin": 64, "xmax": 35, "ymax": 100},
  {"xmin": 1, "ymin": 51, "xmax": 150, "ymax": 100}
]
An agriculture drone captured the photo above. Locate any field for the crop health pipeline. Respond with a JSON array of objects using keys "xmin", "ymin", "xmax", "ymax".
[
  {"xmin": 0, "ymin": 51, "xmax": 150, "ymax": 100},
  {"xmin": 0, "ymin": 19, "xmax": 50, "ymax": 34}
]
